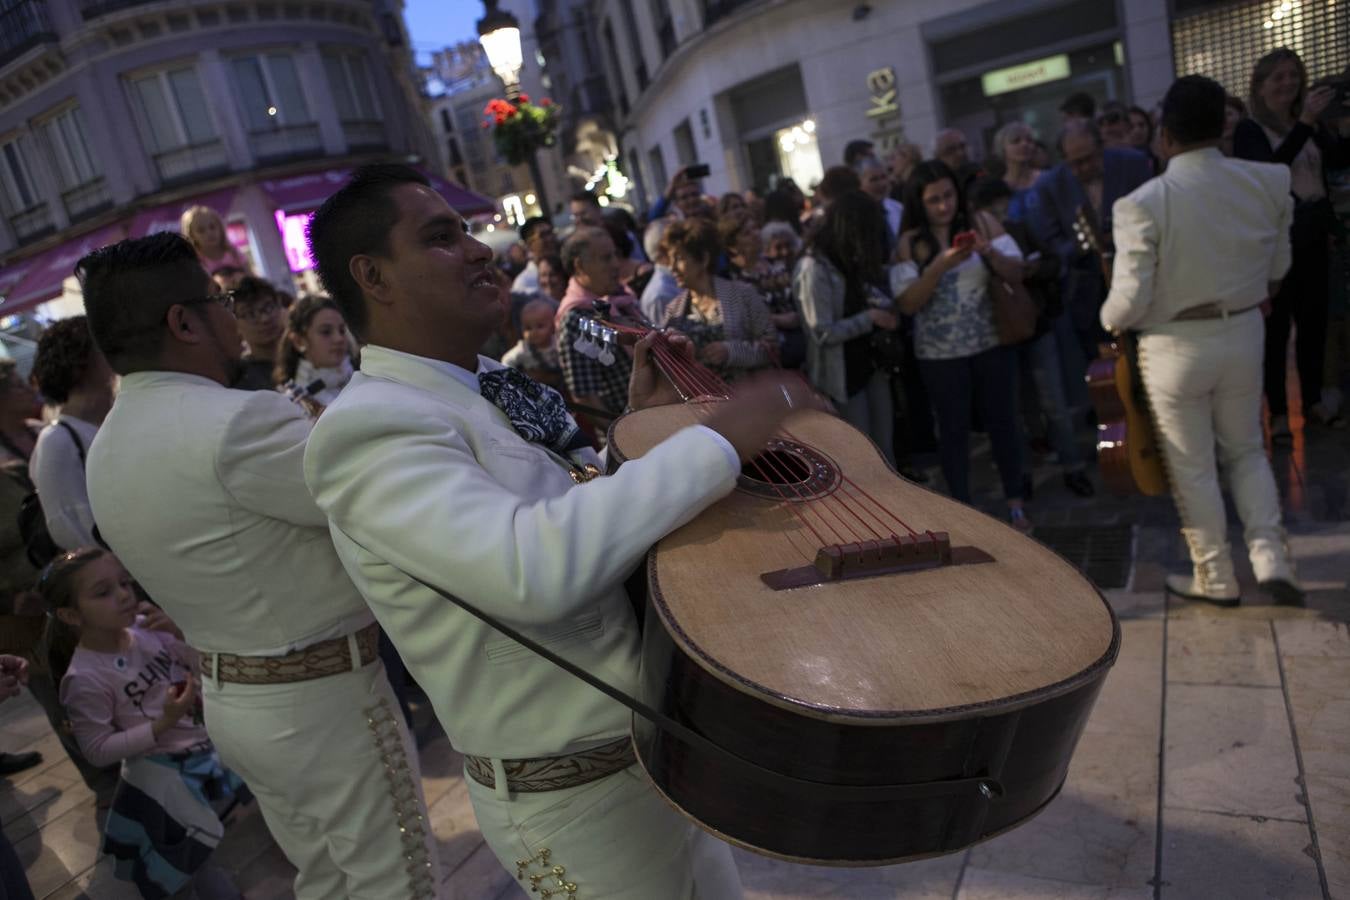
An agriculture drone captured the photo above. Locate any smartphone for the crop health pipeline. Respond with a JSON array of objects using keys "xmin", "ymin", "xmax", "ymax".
[
  {"xmin": 1315, "ymin": 75, "xmax": 1350, "ymax": 123},
  {"xmin": 685, "ymin": 163, "xmax": 711, "ymax": 180}
]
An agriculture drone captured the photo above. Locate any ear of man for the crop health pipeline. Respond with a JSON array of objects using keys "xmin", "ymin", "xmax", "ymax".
[
  {"xmin": 350, "ymin": 255, "xmax": 391, "ymax": 309},
  {"xmin": 165, "ymin": 305, "xmax": 209, "ymax": 345}
]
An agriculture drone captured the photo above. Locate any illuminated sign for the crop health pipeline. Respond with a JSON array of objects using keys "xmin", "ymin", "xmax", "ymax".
[
  {"xmin": 275, "ymin": 209, "xmax": 315, "ymax": 272},
  {"xmin": 981, "ymin": 54, "xmax": 1071, "ymax": 97}
]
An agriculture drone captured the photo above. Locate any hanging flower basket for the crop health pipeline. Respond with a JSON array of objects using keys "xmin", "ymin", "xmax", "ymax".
[{"xmin": 482, "ymin": 94, "xmax": 560, "ymax": 167}]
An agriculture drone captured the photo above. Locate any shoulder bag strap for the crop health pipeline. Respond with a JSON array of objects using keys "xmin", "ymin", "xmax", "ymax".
[{"xmin": 56, "ymin": 419, "xmax": 87, "ymax": 467}]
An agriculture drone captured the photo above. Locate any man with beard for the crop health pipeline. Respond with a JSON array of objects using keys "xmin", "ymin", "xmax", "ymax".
[{"xmin": 79, "ymin": 233, "xmax": 438, "ymax": 900}]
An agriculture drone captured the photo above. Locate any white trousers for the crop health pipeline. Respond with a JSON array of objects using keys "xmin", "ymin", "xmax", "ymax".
[
  {"xmin": 1137, "ymin": 310, "xmax": 1290, "ymax": 581},
  {"xmin": 203, "ymin": 647, "xmax": 441, "ymax": 900},
  {"xmin": 467, "ymin": 763, "xmax": 744, "ymax": 900}
]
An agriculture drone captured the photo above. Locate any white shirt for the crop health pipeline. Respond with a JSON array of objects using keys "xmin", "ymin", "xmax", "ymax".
[
  {"xmin": 29, "ymin": 415, "xmax": 99, "ymax": 550},
  {"xmin": 1100, "ymin": 148, "xmax": 1294, "ymax": 333},
  {"xmin": 882, "ymin": 197, "xmax": 904, "ymax": 238},
  {"xmin": 511, "ymin": 260, "xmax": 539, "ymax": 295}
]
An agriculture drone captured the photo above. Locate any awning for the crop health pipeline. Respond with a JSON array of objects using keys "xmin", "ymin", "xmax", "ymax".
[
  {"xmin": 128, "ymin": 186, "xmax": 239, "ymax": 238},
  {"xmin": 260, "ymin": 167, "xmax": 495, "ymax": 217},
  {"xmin": 0, "ymin": 223, "xmax": 128, "ymax": 315}
]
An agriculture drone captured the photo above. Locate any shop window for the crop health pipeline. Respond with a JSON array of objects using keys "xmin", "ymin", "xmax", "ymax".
[{"xmin": 1172, "ymin": 0, "xmax": 1349, "ymax": 98}]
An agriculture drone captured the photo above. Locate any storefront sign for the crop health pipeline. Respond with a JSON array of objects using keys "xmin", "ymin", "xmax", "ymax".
[
  {"xmin": 865, "ymin": 66, "xmax": 906, "ymax": 150},
  {"xmin": 981, "ymin": 54, "xmax": 1071, "ymax": 98}
]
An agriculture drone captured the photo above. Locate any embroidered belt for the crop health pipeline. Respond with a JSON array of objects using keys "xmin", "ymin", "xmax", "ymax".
[
  {"xmin": 204, "ymin": 623, "xmax": 380, "ymax": 685},
  {"xmin": 465, "ymin": 737, "xmax": 637, "ymax": 793},
  {"xmin": 1171, "ymin": 300, "xmax": 1264, "ymax": 322}
]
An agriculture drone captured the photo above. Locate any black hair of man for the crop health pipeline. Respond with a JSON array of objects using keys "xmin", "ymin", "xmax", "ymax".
[
  {"xmin": 232, "ymin": 275, "xmax": 278, "ymax": 309},
  {"xmin": 1056, "ymin": 118, "xmax": 1103, "ymax": 156},
  {"xmin": 968, "ymin": 176, "xmax": 1014, "ymax": 213},
  {"xmin": 76, "ymin": 232, "xmax": 206, "ymax": 375},
  {"xmin": 843, "ymin": 139, "xmax": 875, "ymax": 167},
  {"xmin": 570, "ymin": 189, "xmax": 601, "ymax": 208},
  {"xmin": 817, "ymin": 165, "xmax": 862, "ymax": 203},
  {"xmin": 307, "ymin": 163, "xmax": 430, "ymax": 343},
  {"xmin": 518, "ymin": 215, "xmax": 551, "ymax": 243},
  {"xmin": 1160, "ymin": 75, "xmax": 1226, "ymax": 146},
  {"xmin": 1060, "ymin": 91, "xmax": 1097, "ymax": 119}
]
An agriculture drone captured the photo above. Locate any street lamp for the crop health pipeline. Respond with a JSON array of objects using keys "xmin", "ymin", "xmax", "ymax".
[{"xmin": 478, "ymin": 0, "xmax": 551, "ymax": 220}]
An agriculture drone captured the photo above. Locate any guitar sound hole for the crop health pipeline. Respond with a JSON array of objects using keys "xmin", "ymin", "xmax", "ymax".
[
  {"xmin": 743, "ymin": 450, "xmax": 811, "ymax": 485},
  {"xmin": 735, "ymin": 440, "xmax": 841, "ymax": 501}
]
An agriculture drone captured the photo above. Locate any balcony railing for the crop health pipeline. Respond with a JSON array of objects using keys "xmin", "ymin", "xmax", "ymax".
[
  {"xmin": 1, "ymin": 1, "xmax": 58, "ymax": 70},
  {"xmin": 342, "ymin": 120, "xmax": 387, "ymax": 152},
  {"xmin": 61, "ymin": 177, "xmax": 113, "ymax": 222},
  {"xmin": 8, "ymin": 202, "xmax": 55, "ymax": 245},
  {"xmin": 79, "ymin": 0, "xmax": 167, "ymax": 19},
  {"xmin": 152, "ymin": 140, "xmax": 229, "ymax": 185},
  {"xmin": 249, "ymin": 124, "xmax": 323, "ymax": 164}
]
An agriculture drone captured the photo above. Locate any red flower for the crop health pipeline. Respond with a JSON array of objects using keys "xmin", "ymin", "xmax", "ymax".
[
  {"xmin": 518, "ymin": 93, "xmax": 529, "ymax": 103},
  {"xmin": 540, "ymin": 97, "xmax": 552, "ymax": 107}
]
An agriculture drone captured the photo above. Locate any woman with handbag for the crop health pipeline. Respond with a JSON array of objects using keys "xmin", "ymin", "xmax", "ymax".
[
  {"xmin": 891, "ymin": 161, "xmax": 1032, "ymax": 529},
  {"xmin": 795, "ymin": 191, "xmax": 903, "ymax": 467}
]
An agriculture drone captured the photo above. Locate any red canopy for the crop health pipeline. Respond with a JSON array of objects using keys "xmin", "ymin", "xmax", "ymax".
[
  {"xmin": 0, "ymin": 223, "xmax": 128, "ymax": 315},
  {"xmin": 260, "ymin": 167, "xmax": 495, "ymax": 216},
  {"xmin": 128, "ymin": 186, "xmax": 238, "ymax": 238}
]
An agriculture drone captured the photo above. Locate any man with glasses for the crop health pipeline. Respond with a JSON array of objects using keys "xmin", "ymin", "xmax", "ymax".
[
  {"xmin": 1029, "ymin": 117, "xmax": 1152, "ymax": 384},
  {"xmin": 229, "ymin": 276, "xmax": 287, "ymax": 390},
  {"xmin": 77, "ymin": 233, "xmax": 438, "ymax": 900}
]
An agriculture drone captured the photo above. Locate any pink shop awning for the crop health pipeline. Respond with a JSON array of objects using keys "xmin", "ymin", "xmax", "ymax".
[
  {"xmin": 260, "ymin": 167, "xmax": 495, "ymax": 216},
  {"xmin": 0, "ymin": 223, "xmax": 128, "ymax": 315},
  {"xmin": 128, "ymin": 186, "xmax": 239, "ymax": 238}
]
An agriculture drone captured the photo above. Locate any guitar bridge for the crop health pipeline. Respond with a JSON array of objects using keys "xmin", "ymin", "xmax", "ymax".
[{"xmin": 759, "ymin": 532, "xmax": 994, "ymax": 591}]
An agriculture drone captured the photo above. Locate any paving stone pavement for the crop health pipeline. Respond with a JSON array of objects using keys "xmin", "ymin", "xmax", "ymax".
[{"xmin": 3, "ymin": 408, "xmax": 1347, "ymax": 899}]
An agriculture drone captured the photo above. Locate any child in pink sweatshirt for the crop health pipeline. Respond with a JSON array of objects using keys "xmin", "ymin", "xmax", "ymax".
[{"xmin": 43, "ymin": 548, "xmax": 249, "ymax": 900}]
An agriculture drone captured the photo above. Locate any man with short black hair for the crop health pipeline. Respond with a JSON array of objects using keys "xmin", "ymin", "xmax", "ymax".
[
  {"xmin": 510, "ymin": 215, "xmax": 560, "ymax": 295},
  {"xmin": 230, "ymin": 276, "xmax": 286, "ymax": 390},
  {"xmin": 843, "ymin": 138, "xmax": 874, "ymax": 167},
  {"xmin": 303, "ymin": 162, "xmax": 812, "ymax": 898},
  {"xmin": 80, "ymin": 230, "xmax": 439, "ymax": 899},
  {"xmin": 568, "ymin": 189, "xmax": 604, "ymax": 228},
  {"xmin": 1100, "ymin": 75, "xmax": 1301, "ymax": 607},
  {"xmin": 1060, "ymin": 91, "xmax": 1097, "ymax": 122}
]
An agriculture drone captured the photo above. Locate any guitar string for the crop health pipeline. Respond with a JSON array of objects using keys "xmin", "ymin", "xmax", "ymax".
[
  {"xmin": 646, "ymin": 341, "xmax": 840, "ymax": 552},
  {"xmin": 646, "ymin": 335, "xmax": 901, "ymax": 550},
  {"xmin": 648, "ymin": 341, "xmax": 842, "ymax": 555},
  {"xmin": 645, "ymin": 335, "xmax": 914, "ymax": 545},
  {"xmin": 644, "ymin": 332, "xmax": 907, "ymax": 548}
]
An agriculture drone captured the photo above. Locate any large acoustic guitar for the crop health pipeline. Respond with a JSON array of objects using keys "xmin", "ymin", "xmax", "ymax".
[
  {"xmin": 1074, "ymin": 206, "xmax": 1168, "ymax": 497},
  {"xmin": 577, "ymin": 316, "xmax": 1119, "ymax": 865}
]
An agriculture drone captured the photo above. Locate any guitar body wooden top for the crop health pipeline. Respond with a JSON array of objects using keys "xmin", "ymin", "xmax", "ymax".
[{"xmin": 609, "ymin": 402, "xmax": 1120, "ymax": 864}]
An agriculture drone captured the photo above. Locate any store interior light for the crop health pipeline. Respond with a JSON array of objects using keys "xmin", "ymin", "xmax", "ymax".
[
  {"xmin": 267, "ymin": 106, "xmax": 277, "ymax": 117},
  {"xmin": 803, "ymin": 119, "xmax": 816, "ymax": 133},
  {"xmin": 525, "ymin": 193, "xmax": 536, "ymax": 205},
  {"xmin": 486, "ymin": 223, "xmax": 495, "ymax": 232},
  {"xmin": 493, "ymin": 213, "xmax": 502, "ymax": 222}
]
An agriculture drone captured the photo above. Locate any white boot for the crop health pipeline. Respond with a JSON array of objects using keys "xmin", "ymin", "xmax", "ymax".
[
  {"xmin": 1167, "ymin": 528, "xmax": 1240, "ymax": 606},
  {"xmin": 1249, "ymin": 536, "xmax": 1304, "ymax": 606}
]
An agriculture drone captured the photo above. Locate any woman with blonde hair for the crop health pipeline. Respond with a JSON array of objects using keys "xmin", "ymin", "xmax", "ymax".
[
  {"xmin": 1234, "ymin": 47, "xmax": 1345, "ymax": 434},
  {"xmin": 179, "ymin": 205, "xmax": 249, "ymax": 277},
  {"xmin": 990, "ymin": 121, "xmax": 1044, "ymax": 221}
]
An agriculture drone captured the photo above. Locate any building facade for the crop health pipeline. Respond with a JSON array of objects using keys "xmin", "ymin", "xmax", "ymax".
[
  {"xmin": 0, "ymin": 0, "xmax": 448, "ymax": 318},
  {"xmin": 585, "ymin": 0, "xmax": 1345, "ymax": 204}
]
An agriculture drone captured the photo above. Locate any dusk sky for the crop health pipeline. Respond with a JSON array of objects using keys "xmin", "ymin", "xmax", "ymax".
[{"xmin": 403, "ymin": 0, "xmax": 483, "ymax": 64}]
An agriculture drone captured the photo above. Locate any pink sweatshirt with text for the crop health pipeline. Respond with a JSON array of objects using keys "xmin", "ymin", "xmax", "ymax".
[{"xmin": 59, "ymin": 626, "xmax": 210, "ymax": 768}]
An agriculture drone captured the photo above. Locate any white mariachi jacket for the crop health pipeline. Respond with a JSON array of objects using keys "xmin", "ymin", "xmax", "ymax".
[{"xmin": 303, "ymin": 345, "xmax": 740, "ymax": 760}]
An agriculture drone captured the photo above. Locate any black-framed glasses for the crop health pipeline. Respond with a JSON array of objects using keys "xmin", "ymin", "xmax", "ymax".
[
  {"xmin": 173, "ymin": 289, "xmax": 237, "ymax": 317},
  {"xmin": 234, "ymin": 298, "xmax": 281, "ymax": 323}
]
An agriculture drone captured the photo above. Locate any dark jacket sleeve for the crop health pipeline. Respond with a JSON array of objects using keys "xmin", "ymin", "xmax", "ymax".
[{"xmin": 1234, "ymin": 118, "xmax": 1314, "ymax": 167}]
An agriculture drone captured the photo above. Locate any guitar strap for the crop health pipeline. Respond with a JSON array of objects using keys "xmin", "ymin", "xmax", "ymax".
[{"xmin": 393, "ymin": 565, "xmax": 1004, "ymax": 817}]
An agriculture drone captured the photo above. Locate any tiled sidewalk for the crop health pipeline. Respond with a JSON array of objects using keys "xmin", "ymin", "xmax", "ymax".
[{"xmin": 4, "ymin": 421, "xmax": 1348, "ymax": 899}]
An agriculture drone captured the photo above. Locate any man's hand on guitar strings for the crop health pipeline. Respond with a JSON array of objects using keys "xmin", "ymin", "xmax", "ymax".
[{"xmin": 628, "ymin": 331, "xmax": 695, "ymax": 411}]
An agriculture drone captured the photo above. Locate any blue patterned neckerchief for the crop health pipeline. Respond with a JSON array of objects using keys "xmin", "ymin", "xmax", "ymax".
[{"xmin": 478, "ymin": 367, "xmax": 591, "ymax": 456}]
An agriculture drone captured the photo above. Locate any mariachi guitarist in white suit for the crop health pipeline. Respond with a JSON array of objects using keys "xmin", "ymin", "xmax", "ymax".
[
  {"xmin": 1100, "ymin": 75, "xmax": 1301, "ymax": 607},
  {"xmin": 302, "ymin": 165, "xmax": 816, "ymax": 899}
]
